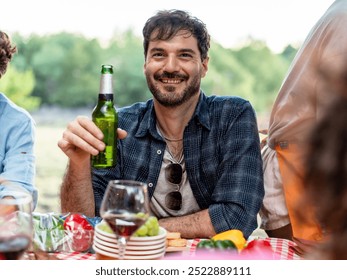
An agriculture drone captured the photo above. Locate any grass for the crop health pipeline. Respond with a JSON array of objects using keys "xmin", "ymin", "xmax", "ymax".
[{"xmin": 34, "ymin": 125, "xmax": 67, "ymax": 213}]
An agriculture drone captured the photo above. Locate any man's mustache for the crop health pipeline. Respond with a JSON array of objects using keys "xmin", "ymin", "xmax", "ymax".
[{"xmin": 154, "ymin": 72, "xmax": 188, "ymax": 80}]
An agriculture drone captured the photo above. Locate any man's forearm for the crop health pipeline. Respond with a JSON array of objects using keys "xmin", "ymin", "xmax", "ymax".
[
  {"xmin": 158, "ymin": 209, "xmax": 216, "ymax": 239},
  {"xmin": 60, "ymin": 161, "xmax": 95, "ymax": 216}
]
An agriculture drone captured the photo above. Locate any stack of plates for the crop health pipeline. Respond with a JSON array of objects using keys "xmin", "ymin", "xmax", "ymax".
[{"xmin": 93, "ymin": 222, "xmax": 167, "ymax": 260}]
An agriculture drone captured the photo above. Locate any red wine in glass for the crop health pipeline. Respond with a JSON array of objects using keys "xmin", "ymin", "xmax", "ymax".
[
  {"xmin": 103, "ymin": 212, "xmax": 146, "ymax": 238},
  {"xmin": 0, "ymin": 235, "xmax": 31, "ymax": 260},
  {"xmin": 100, "ymin": 180, "xmax": 150, "ymax": 259},
  {"xmin": 0, "ymin": 186, "xmax": 33, "ymax": 260}
]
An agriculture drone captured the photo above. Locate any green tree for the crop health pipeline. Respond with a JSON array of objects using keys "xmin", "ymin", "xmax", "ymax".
[
  {"xmin": 105, "ymin": 29, "xmax": 149, "ymax": 107},
  {"xmin": 32, "ymin": 33, "xmax": 104, "ymax": 107},
  {"xmin": 281, "ymin": 44, "xmax": 298, "ymax": 61},
  {"xmin": 12, "ymin": 32, "xmax": 105, "ymax": 107},
  {"xmin": 0, "ymin": 65, "xmax": 39, "ymax": 111},
  {"xmin": 8, "ymin": 31, "xmax": 295, "ymax": 114},
  {"xmin": 202, "ymin": 42, "xmax": 255, "ymax": 101},
  {"xmin": 232, "ymin": 40, "xmax": 291, "ymax": 112}
]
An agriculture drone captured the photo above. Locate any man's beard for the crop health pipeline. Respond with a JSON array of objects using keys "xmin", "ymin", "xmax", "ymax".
[{"xmin": 146, "ymin": 72, "xmax": 201, "ymax": 107}]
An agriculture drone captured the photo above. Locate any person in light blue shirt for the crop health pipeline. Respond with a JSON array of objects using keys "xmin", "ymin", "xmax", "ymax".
[{"xmin": 0, "ymin": 30, "xmax": 37, "ymax": 207}]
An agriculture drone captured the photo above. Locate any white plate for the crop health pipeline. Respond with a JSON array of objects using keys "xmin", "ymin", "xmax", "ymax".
[
  {"xmin": 94, "ymin": 239, "xmax": 166, "ymax": 255},
  {"xmin": 94, "ymin": 231, "xmax": 166, "ymax": 246},
  {"xmin": 93, "ymin": 244, "xmax": 165, "ymax": 260},
  {"xmin": 95, "ymin": 223, "xmax": 167, "ymax": 242},
  {"xmin": 93, "ymin": 235, "xmax": 166, "ymax": 251}
]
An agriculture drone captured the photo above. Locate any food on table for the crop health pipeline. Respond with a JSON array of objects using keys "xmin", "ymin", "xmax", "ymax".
[
  {"xmin": 196, "ymin": 239, "xmax": 238, "ymax": 251},
  {"xmin": 32, "ymin": 213, "xmax": 65, "ymax": 252},
  {"xmin": 99, "ymin": 215, "xmax": 160, "ymax": 237},
  {"xmin": 63, "ymin": 213, "xmax": 94, "ymax": 231},
  {"xmin": 97, "ymin": 222, "xmax": 114, "ymax": 234},
  {"xmin": 133, "ymin": 215, "xmax": 160, "ymax": 237},
  {"xmin": 212, "ymin": 229, "xmax": 247, "ymax": 250},
  {"xmin": 240, "ymin": 238, "xmax": 273, "ymax": 257},
  {"xmin": 195, "ymin": 229, "xmax": 246, "ymax": 253},
  {"xmin": 63, "ymin": 213, "xmax": 94, "ymax": 252},
  {"xmin": 167, "ymin": 238, "xmax": 187, "ymax": 247},
  {"xmin": 214, "ymin": 240, "xmax": 237, "ymax": 250},
  {"xmin": 32, "ymin": 212, "xmax": 98, "ymax": 253},
  {"xmin": 166, "ymin": 231, "xmax": 187, "ymax": 249},
  {"xmin": 196, "ymin": 239, "xmax": 215, "ymax": 249},
  {"xmin": 166, "ymin": 231, "xmax": 181, "ymax": 239}
]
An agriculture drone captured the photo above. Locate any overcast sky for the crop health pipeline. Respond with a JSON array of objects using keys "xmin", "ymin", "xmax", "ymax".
[{"xmin": 1, "ymin": 0, "xmax": 335, "ymax": 52}]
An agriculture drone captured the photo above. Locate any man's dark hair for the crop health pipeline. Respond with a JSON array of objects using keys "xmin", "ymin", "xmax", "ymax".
[
  {"xmin": 142, "ymin": 9, "xmax": 210, "ymax": 61},
  {"xmin": 0, "ymin": 31, "xmax": 17, "ymax": 78}
]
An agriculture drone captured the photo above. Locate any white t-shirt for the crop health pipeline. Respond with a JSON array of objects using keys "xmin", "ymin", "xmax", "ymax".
[{"xmin": 150, "ymin": 148, "xmax": 200, "ymax": 218}]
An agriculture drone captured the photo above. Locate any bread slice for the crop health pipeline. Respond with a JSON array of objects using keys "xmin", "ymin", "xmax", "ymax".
[
  {"xmin": 166, "ymin": 231, "xmax": 181, "ymax": 239},
  {"xmin": 167, "ymin": 238, "xmax": 187, "ymax": 247}
]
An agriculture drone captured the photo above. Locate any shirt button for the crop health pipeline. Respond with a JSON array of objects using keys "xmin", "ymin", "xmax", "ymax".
[
  {"xmin": 157, "ymin": 150, "xmax": 162, "ymax": 155},
  {"xmin": 148, "ymin": 183, "xmax": 153, "ymax": 188}
]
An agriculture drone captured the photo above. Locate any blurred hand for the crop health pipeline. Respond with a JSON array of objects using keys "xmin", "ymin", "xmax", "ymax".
[
  {"xmin": 57, "ymin": 116, "xmax": 127, "ymax": 164},
  {"xmin": 0, "ymin": 197, "xmax": 17, "ymax": 216}
]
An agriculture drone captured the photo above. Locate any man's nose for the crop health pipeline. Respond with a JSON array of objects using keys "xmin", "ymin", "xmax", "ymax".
[{"xmin": 163, "ymin": 55, "xmax": 180, "ymax": 72}]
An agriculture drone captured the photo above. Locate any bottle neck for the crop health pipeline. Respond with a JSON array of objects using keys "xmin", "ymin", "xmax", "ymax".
[
  {"xmin": 98, "ymin": 93, "xmax": 113, "ymax": 101},
  {"xmin": 99, "ymin": 73, "xmax": 113, "ymax": 95}
]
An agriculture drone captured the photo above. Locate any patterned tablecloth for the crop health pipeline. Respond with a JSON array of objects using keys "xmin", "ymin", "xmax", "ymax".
[
  {"xmin": 25, "ymin": 237, "xmax": 301, "ymax": 260},
  {"xmin": 266, "ymin": 237, "xmax": 302, "ymax": 260}
]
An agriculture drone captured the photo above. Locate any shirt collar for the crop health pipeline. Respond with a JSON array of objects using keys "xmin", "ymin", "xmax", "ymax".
[
  {"xmin": 134, "ymin": 91, "xmax": 211, "ymax": 139},
  {"xmin": 192, "ymin": 91, "xmax": 211, "ymax": 131}
]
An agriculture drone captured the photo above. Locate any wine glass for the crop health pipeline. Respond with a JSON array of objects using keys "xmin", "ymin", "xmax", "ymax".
[
  {"xmin": 0, "ymin": 185, "xmax": 33, "ymax": 260},
  {"xmin": 100, "ymin": 180, "xmax": 150, "ymax": 259}
]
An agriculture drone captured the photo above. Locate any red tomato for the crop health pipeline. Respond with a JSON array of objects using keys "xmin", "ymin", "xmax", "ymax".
[{"xmin": 63, "ymin": 213, "xmax": 94, "ymax": 252}]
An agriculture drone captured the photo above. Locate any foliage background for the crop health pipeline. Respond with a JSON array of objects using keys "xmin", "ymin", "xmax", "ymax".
[{"xmin": 0, "ymin": 30, "xmax": 297, "ymax": 113}]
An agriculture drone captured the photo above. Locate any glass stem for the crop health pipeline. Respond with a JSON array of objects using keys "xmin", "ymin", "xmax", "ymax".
[{"xmin": 117, "ymin": 236, "xmax": 127, "ymax": 259}]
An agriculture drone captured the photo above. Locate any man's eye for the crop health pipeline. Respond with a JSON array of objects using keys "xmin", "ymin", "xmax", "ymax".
[
  {"xmin": 153, "ymin": 53, "xmax": 164, "ymax": 57},
  {"xmin": 180, "ymin": 53, "xmax": 193, "ymax": 58}
]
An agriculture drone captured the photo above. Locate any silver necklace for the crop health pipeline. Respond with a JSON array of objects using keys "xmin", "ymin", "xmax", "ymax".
[
  {"xmin": 163, "ymin": 136, "xmax": 183, "ymax": 142},
  {"xmin": 156, "ymin": 123, "xmax": 183, "ymax": 142},
  {"xmin": 156, "ymin": 124, "xmax": 184, "ymax": 163},
  {"xmin": 166, "ymin": 144, "xmax": 184, "ymax": 164}
]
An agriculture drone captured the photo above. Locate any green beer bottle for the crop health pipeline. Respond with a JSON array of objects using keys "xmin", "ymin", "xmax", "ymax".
[{"xmin": 91, "ymin": 64, "xmax": 118, "ymax": 168}]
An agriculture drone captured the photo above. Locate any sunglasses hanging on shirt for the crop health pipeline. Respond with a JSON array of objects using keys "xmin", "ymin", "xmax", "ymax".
[{"xmin": 165, "ymin": 162, "xmax": 183, "ymax": 210}]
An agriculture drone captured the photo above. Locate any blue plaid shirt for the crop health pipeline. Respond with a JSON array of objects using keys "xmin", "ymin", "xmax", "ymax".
[{"xmin": 92, "ymin": 92, "xmax": 264, "ymax": 238}]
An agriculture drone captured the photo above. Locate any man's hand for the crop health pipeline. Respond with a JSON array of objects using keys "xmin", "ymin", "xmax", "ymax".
[{"xmin": 57, "ymin": 116, "xmax": 127, "ymax": 164}]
